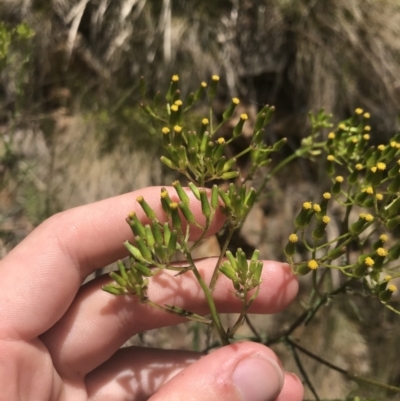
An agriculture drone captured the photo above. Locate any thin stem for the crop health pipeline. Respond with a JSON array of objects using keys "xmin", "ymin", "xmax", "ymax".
[
  {"xmin": 287, "ymin": 337, "xmax": 400, "ymax": 393},
  {"xmin": 186, "ymin": 252, "xmax": 230, "ymax": 345},
  {"xmin": 209, "ymin": 225, "xmax": 235, "ymax": 291},
  {"xmin": 287, "ymin": 339, "xmax": 320, "ymax": 400}
]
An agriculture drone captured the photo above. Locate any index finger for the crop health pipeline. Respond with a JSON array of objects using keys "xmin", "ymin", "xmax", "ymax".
[{"xmin": 0, "ymin": 186, "xmax": 225, "ymax": 340}]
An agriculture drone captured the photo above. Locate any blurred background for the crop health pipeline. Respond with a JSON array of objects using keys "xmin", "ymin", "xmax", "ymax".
[{"xmin": 1, "ymin": 1, "xmax": 400, "ymax": 399}]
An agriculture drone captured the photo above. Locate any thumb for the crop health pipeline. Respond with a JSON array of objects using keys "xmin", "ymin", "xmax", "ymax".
[{"xmin": 149, "ymin": 342, "xmax": 285, "ymax": 401}]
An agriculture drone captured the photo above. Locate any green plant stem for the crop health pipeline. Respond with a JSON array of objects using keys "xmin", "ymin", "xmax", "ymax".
[
  {"xmin": 186, "ymin": 253, "xmax": 230, "ymax": 345},
  {"xmin": 286, "ymin": 337, "xmax": 400, "ymax": 393},
  {"xmin": 209, "ymin": 225, "xmax": 235, "ymax": 291}
]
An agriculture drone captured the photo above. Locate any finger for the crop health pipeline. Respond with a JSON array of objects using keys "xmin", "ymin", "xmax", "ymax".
[
  {"xmin": 0, "ymin": 186, "xmax": 225, "ymax": 340},
  {"xmin": 41, "ymin": 260, "xmax": 298, "ymax": 377},
  {"xmin": 85, "ymin": 347, "xmax": 199, "ymax": 401},
  {"xmin": 148, "ymin": 342, "xmax": 286, "ymax": 401},
  {"xmin": 275, "ymin": 373, "xmax": 304, "ymax": 401},
  {"xmin": 85, "ymin": 342, "xmax": 291, "ymax": 401}
]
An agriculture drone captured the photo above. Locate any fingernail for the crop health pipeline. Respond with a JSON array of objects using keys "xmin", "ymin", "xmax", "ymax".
[{"xmin": 232, "ymin": 355, "xmax": 284, "ymax": 401}]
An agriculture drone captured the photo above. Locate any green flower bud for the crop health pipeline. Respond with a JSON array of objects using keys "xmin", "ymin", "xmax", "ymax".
[
  {"xmin": 284, "ymin": 234, "xmax": 298, "ymax": 257},
  {"xmin": 208, "ymin": 75, "xmax": 219, "ymax": 100},
  {"xmin": 199, "ymin": 189, "xmax": 211, "ymax": 219},
  {"xmin": 379, "ymin": 284, "xmax": 397, "ymax": 303},
  {"xmin": 326, "ymin": 246, "xmax": 346, "ymax": 261},
  {"xmin": 166, "ymin": 74, "xmax": 179, "ymax": 102},
  {"xmin": 326, "ymin": 155, "xmax": 335, "ymax": 176},
  {"xmin": 133, "ymin": 262, "xmax": 154, "ymax": 277},
  {"xmin": 124, "ymin": 241, "xmax": 145, "ymax": 262},
  {"xmin": 102, "ymin": 284, "xmax": 127, "ymax": 295},
  {"xmin": 173, "ymin": 180, "xmax": 190, "ymax": 205},
  {"xmin": 273, "ymin": 137, "xmax": 287, "ymax": 151},
  {"xmin": 140, "ymin": 103, "xmax": 157, "ymax": 118},
  {"xmin": 145, "ymin": 225, "xmax": 155, "ymax": 249},
  {"xmin": 211, "ymin": 185, "xmax": 219, "ymax": 210},
  {"xmin": 388, "ymin": 174, "xmax": 400, "ymax": 194},
  {"xmin": 312, "ymin": 216, "xmax": 330, "ymax": 240},
  {"xmin": 126, "ymin": 211, "xmax": 146, "ymax": 237},
  {"xmin": 223, "ymin": 98, "xmax": 240, "ymax": 121},
  {"xmin": 184, "ymin": 92, "xmax": 195, "ymax": 110},
  {"xmin": 110, "ymin": 271, "xmax": 127, "ymax": 288},
  {"xmin": 233, "ymin": 113, "xmax": 248, "ymax": 137},
  {"xmin": 193, "ymin": 81, "xmax": 207, "ymax": 102},
  {"xmin": 295, "ymin": 202, "xmax": 314, "ymax": 229},
  {"xmin": 386, "ymin": 216, "xmax": 400, "ymax": 230},
  {"xmin": 167, "ymin": 229, "xmax": 177, "ymax": 256},
  {"xmin": 154, "ymin": 243, "xmax": 168, "ymax": 262},
  {"xmin": 332, "ymin": 176, "xmax": 344, "ymax": 195},
  {"xmin": 187, "ymin": 183, "xmax": 200, "ymax": 201},
  {"xmin": 135, "ymin": 236, "xmax": 153, "ymax": 261},
  {"xmin": 178, "ymin": 202, "xmax": 196, "ymax": 225},
  {"xmin": 160, "ymin": 188, "xmax": 172, "ymax": 216},
  {"xmin": 160, "ymin": 155, "xmax": 178, "ymax": 170},
  {"xmin": 169, "ymin": 202, "xmax": 182, "ymax": 231},
  {"xmin": 220, "ymin": 171, "xmax": 240, "ymax": 180},
  {"xmin": 388, "ymin": 242, "xmax": 400, "ymax": 261},
  {"xmin": 151, "ymin": 222, "xmax": 164, "ymax": 246}
]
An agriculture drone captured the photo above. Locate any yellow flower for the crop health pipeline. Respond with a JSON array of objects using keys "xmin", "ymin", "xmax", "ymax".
[
  {"xmin": 212, "ymin": 75, "xmax": 220, "ymax": 81},
  {"xmin": 172, "ymin": 74, "xmax": 179, "ymax": 82},
  {"xmin": 376, "ymin": 193, "xmax": 383, "ymax": 201},
  {"xmin": 170, "ymin": 105, "xmax": 179, "ymax": 112},
  {"xmin": 201, "ymin": 81, "xmax": 207, "ymax": 88},
  {"xmin": 376, "ymin": 247, "xmax": 388, "ymax": 257},
  {"xmin": 327, "ymin": 155, "xmax": 335, "ymax": 161},
  {"xmin": 391, "ymin": 141, "xmax": 398, "ymax": 148},
  {"xmin": 232, "ymin": 97, "xmax": 240, "ymax": 105},
  {"xmin": 308, "ymin": 259, "xmax": 319, "ymax": 270},
  {"xmin": 370, "ymin": 166, "xmax": 377, "ymax": 173},
  {"xmin": 365, "ymin": 187, "xmax": 374, "ymax": 194},
  {"xmin": 313, "ymin": 204, "xmax": 321, "ymax": 212},
  {"xmin": 355, "ymin": 108, "xmax": 363, "ymax": 114},
  {"xmin": 377, "ymin": 145, "xmax": 385, "ymax": 151},
  {"xmin": 174, "ymin": 100, "xmax": 183, "ymax": 106},
  {"xmin": 328, "ymin": 132, "xmax": 335, "ymax": 139},
  {"xmin": 217, "ymin": 137, "xmax": 226, "ymax": 144},
  {"xmin": 339, "ymin": 123, "xmax": 347, "ymax": 130},
  {"xmin": 335, "ymin": 176, "xmax": 344, "ymax": 183},
  {"xmin": 352, "ymin": 138, "xmax": 358, "ymax": 144},
  {"xmin": 289, "ymin": 233, "xmax": 299, "ymax": 243},
  {"xmin": 240, "ymin": 113, "xmax": 248, "ymax": 120},
  {"xmin": 355, "ymin": 163, "xmax": 363, "ymax": 170},
  {"xmin": 322, "ymin": 215, "xmax": 331, "ymax": 224},
  {"xmin": 376, "ymin": 162, "xmax": 386, "ymax": 171},
  {"xmin": 365, "ymin": 257, "xmax": 375, "ymax": 267},
  {"xmin": 388, "ymin": 284, "xmax": 397, "ymax": 293},
  {"xmin": 363, "ymin": 112, "xmax": 371, "ymax": 119},
  {"xmin": 384, "ymin": 275, "xmax": 392, "ymax": 281},
  {"xmin": 379, "ymin": 234, "xmax": 388, "ymax": 242},
  {"xmin": 202, "ymin": 118, "xmax": 209, "ymax": 125},
  {"xmin": 174, "ymin": 125, "xmax": 182, "ymax": 133},
  {"xmin": 303, "ymin": 201, "xmax": 312, "ymax": 209},
  {"xmin": 364, "ymin": 214, "xmax": 374, "ymax": 222},
  {"xmin": 323, "ymin": 192, "xmax": 331, "ymax": 199},
  {"xmin": 363, "ymin": 134, "xmax": 370, "ymax": 140},
  {"xmin": 364, "ymin": 126, "xmax": 371, "ymax": 132}
]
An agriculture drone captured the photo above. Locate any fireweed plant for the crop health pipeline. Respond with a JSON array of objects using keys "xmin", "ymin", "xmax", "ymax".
[{"xmin": 103, "ymin": 75, "xmax": 400, "ymax": 396}]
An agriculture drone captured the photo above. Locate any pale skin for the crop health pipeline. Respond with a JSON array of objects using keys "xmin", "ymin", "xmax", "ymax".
[{"xmin": 0, "ymin": 186, "xmax": 304, "ymax": 401}]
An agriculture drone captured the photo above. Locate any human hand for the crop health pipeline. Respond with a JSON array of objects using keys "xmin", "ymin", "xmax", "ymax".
[{"xmin": 0, "ymin": 186, "xmax": 303, "ymax": 401}]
